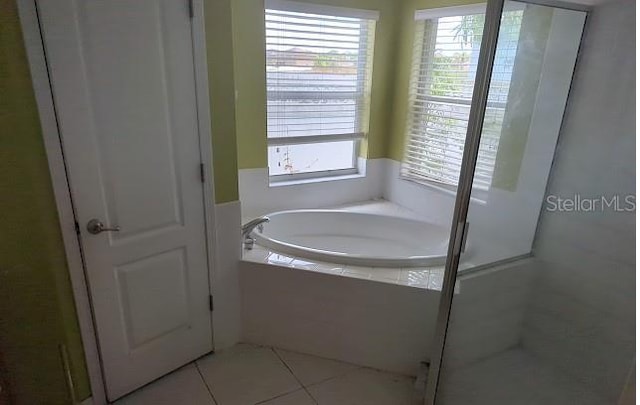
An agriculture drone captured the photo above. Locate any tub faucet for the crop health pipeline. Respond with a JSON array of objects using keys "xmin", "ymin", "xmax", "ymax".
[{"xmin": 242, "ymin": 216, "xmax": 269, "ymax": 250}]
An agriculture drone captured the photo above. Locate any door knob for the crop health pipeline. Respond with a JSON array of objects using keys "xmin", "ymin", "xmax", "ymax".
[{"xmin": 86, "ymin": 219, "xmax": 120, "ymax": 234}]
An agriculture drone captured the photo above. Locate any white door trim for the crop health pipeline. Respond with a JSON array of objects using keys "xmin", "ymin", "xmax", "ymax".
[
  {"xmin": 189, "ymin": 0, "xmax": 220, "ymax": 349},
  {"xmin": 15, "ymin": 1, "xmax": 217, "ymax": 404}
]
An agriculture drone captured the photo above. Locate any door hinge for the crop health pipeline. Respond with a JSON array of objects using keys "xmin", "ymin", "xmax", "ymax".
[
  {"xmin": 188, "ymin": 0, "xmax": 194, "ymax": 18},
  {"xmin": 200, "ymin": 163, "xmax": 205, "ymax": 183},
  {"xmin": 74, "ymin": 221, "xmax": 81, "ymax": 235},
  {"xmin": 208, "ymin": 295, "xmax": 214, "ymax": 312}
]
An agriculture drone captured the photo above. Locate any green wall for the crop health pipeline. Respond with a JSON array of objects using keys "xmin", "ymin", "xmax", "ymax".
[
  {"xmin": 230, "ymin": 0, "xmax": 499, "ymax": 168},
  {"xmin": 206, "ymin": 0, "xmax": 240, "ymax": 203},
  {"xmin": 225, "ymin": 0, "xmax": 542, "ymax": 192},
  {"xmin": 0, "ymin": 1, "xmax": 90, "ymax": 403},
  {"xmin": 231, "ymin": 0, "xmax": 403, "ymax": 169},
  {"xmin": 388, "ymin": 0, "xmax": 550, "ymax": 188},
  {"xmin": 232, "ymin": 0, "xmax": 269, "ymax": 169},
  {"xmin": 388, "ymin": 0, "xmax": 481, "ymax": 161},
  {"xmin": 0, "ymin": 1, "xmax": 241, "ymax": 403}
]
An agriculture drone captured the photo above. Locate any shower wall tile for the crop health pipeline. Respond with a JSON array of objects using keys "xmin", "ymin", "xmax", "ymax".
[
  {"xmin": 442, "ymin": 260, "xmax": 536, "ymax": 370},
  {"xmin": 522, "ymin": 0, "xmax": 636, "ymax": 401},
  {"xmin": 535, "ymin": 211, "xmax": 635, "ymax": 267}
]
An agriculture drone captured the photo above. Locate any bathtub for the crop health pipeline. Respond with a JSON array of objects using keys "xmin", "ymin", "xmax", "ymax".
[{"xmin": 252, "ymin": 209, "xmax": 450, "ymax": 267}]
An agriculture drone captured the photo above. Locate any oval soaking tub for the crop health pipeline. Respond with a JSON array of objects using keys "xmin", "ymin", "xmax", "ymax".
[{"xmin": 252, "ymin": 210, "xmax": 449, "ymax": 268}]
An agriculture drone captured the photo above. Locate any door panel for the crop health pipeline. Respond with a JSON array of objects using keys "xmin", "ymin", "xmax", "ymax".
[
  {"xmin": 82, "ymin": 0, "xmax": 187, "ymax": 236},
  {"xmin": 429, "ymin": 2, "xmax": 589, "ymax": 404},
  {"xmin": 116, "ymin": 248, "xmax": 190, "ymax": 350},
  {"xmin": 37, "ymin": 0, "xmax": 212, "ymax": 400}
]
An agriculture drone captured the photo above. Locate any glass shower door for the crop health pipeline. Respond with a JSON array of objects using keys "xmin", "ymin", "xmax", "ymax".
[{"xmin": 420, "ymin": 0, "xmax": 632, "ymax": 404}]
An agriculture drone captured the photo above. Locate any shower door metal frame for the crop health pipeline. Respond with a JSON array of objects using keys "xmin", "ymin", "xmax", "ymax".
[{"xmin": 424, "ymin": 0, "xmax": 591, "ymax": 404}]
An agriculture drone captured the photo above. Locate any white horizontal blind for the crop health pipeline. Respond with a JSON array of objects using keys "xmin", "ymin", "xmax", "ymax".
[
  {"xmin": 265, "ymin": 8, "xmax": 375, "ymax": 143},
  {"xmin": 401, "ymin": 9, "xmax": 523, "ymax": 189}
]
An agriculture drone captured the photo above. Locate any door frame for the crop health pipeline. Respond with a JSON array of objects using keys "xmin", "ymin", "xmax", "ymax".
[{"xmin": 16, "ymin": 1, "xmax": 218, "ymax": 404}]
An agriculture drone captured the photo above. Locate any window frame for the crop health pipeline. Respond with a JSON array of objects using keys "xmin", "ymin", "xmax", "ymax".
[
  {"xmin": 264, "ymin": 1, "xmax": 378, "ymax": 183},
  {"xmin": 401, "ymin": 3, "xmax": 524, "ymax": 193},
  {"xmin": 267, "ymin": 135, "xmax": 363, "ymax": 184}
]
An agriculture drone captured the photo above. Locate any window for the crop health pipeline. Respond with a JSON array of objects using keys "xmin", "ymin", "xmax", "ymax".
[
  {"xmin": 402, "ymin": 6, "xmax": 523, "ymax": 189},
  {"xmin": 265, "ymin": 1, "xmax": 378, "ymax": 181}
]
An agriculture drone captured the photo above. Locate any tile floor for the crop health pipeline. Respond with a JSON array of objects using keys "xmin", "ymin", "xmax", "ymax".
[
  {"xmin": 113, "ymin": 345, "xmax": 608, "ymax": 405},
  {"xmin": 438, "ymin": 349, "xmax": 610, "ymax": 405},
  {"xmin": 114, "ymin": 343, "xmax": 422, "ymax": 405}
]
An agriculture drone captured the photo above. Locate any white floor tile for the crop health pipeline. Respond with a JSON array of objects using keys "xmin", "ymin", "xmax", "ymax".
[
  {"xmin": 257, "ymin": 389, "xmax": 316, "ymax": 405},
  {"xmin": 114, "ymin": 364, "xmax": 214, "ymax": 405},
  {"xmin": 274, "ymin": 348, "xmax": 360, "ymax": 386},
  {"xmin": 196, "ymin": 344, "xmax": 301, "ymax": 405},
  {"xmin": 307, "ymin": 368, "xmax": 420, "ymax": 405},
  {"xmin": 108, "ymin": 344, "xmax": 611, "ymax": 405}
]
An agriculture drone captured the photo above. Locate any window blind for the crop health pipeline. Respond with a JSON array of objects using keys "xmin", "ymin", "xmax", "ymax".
[
  {"xmin": 401, "ymin": 9, "xmax": 523, "ymax": 189},
  {"xmin": 265, "ymin": 6, "xmax": 376, "ymax": 144}
]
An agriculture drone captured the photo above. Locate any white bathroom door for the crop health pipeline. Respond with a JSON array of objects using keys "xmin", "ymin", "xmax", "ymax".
[{"xmin": 36, "ymin": 0, "xmax": 213, "ymax": 400}]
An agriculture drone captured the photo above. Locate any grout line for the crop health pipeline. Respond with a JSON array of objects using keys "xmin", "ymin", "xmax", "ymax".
[
  {"xmin": 273, "ymin": 346, "xmax": 367, "ymax": 385},
  {"xmin": 253, "ymin": 388, "xmax": 309, "ymax": 405},
  {"xmin": 194, "ymin": 360, "xmax": 219, "ymax": 405},
  {"xmin": 302, "ymin": 366, "xmax": 365, "ymax": 390},
  {"xmin": 271, "ymin": 348, "xmax": 319, "ymax": 405}
]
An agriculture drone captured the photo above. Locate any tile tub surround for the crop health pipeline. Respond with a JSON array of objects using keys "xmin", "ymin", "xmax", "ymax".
[
  {"xmin": 240, "ymin": 258, "xmax": 441, "ymax": 376},
  {"xmin": 241, "ymin": 251, "xmax": 535, "ymax": 378},
  {"xmin": 241, "ymin": 157, "xmax": 552, "ymax": 270},
  {"xmin": 115, "ymin": 343, "xmax": 421, "ymax": 405},
  {"xmin": 239, "ymin": 158, "xmax": 386, "ymax": 220},
  {"xmin": 253, "ymin": 209, "xmax": 450, "ymax": 268},
  {"xmin": 242, "ymin": 199, "xmax": 457, "ymax": 290},
  {"xmin": 243, "ymin": 245, "xmax": 445, "ymax": 290}
]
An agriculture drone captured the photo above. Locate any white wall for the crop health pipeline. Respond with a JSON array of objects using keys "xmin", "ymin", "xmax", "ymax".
[
  {"xmin": 212, "ymin": 201, "xmax": 243, "ymax": 349},
  {"xmin": 443, "ymin": 260, "xmax": 536, "ymax": 371},
  {"xmin": 238, "ymin": 158, "xmax": 385, "ymax": 220},
  {"xmin": 521, "ymin": 0, "xmax": 636, "ymax": 401},
  {"xmin": 384, "ymin": 9, "xmax": 585, "ymax": 267},
  {"xmin": 240, "ymin": 257, "xmax": 535, "ymax": 376},
  {"xmin": 240, "ymin": 259, "xmax": 440, "ymax": 375}
]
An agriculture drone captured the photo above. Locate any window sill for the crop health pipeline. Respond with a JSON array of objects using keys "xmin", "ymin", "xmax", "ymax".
[
  {"xmin": 399, "ymin": 174, "xmax": 488, "ymax": 205},
  {"xmin": 269, "ymin": 172, "xmax": 366, "ymax": 188}
]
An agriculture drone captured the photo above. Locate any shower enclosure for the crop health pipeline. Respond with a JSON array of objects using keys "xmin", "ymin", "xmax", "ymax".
[{"xmin": 423, "ymin": 0, "xmax": 634, "ymax": 404}]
